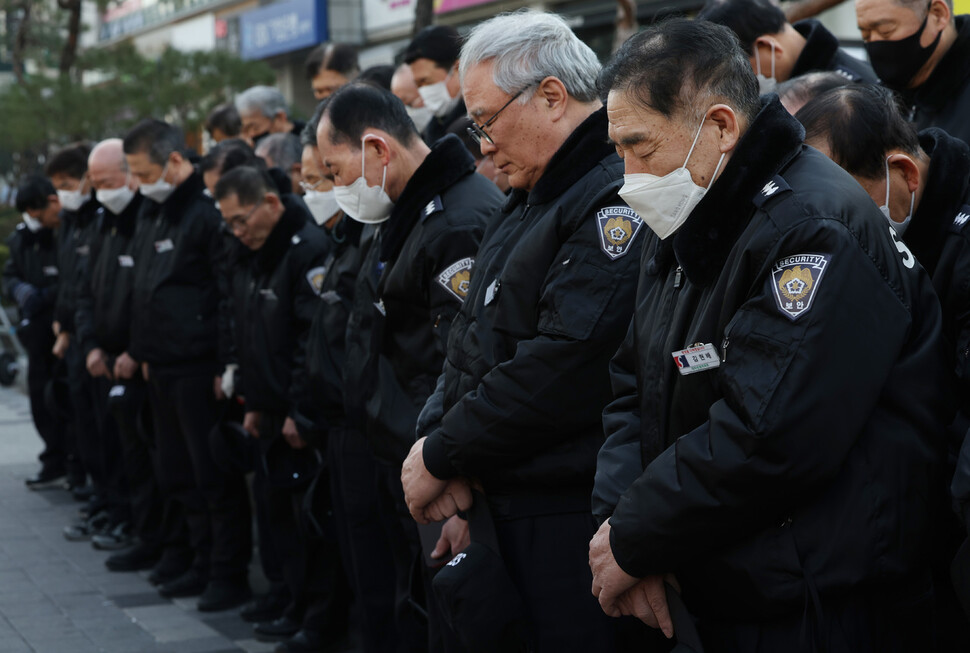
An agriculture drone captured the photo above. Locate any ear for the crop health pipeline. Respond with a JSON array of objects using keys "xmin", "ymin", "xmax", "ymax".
[
  {"xmin": 536, "ymin": 76, "xmax": 569, "ymax": 121},
  {"xmin": 751, "ymin": 37, "xmax": 781, "ymax": 73},
  {"xmin": 706, "ymin": 104, "xmax": 742, "ymax": 154},
  {"xmin": 290, "ymin": 163, "xmax": 302, "ymax": 175},
  {"xmin": 362, "ymin": 133, "xmax": 392, "ymax": 167},
  {"xmin": 929, "ymin": 0, "xmax": 951, "ymax": 30},
  {"xmin": 264, "ymin": 191, "xmax": 283, "ymax": 211},
  {"xmin": 888, "ymin": 153, "xmax": 921, "ymax": 193}
]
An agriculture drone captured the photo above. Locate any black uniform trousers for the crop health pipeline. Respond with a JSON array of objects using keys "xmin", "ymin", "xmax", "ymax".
[
  {"xmin": 65, "ymin": 341, "xmax": 99, "ymax": 488},
  {"xmin": 148, "ymin": 370, "xmax": 251, "ymax": 581},
  {"xmin": 328, "ymin": 427, "xmax": 398, "ymax": 653},
  {"xmin": 19, "ymin": 318, "xmax": 66, "ymax": 473},
  {"xmin": 255, "ymin": 413, "xmax": 349, "ymax": 641},
  {"xmin": 88, "ymin": 374, "xmax": 129, "ymax": 524},
  {"xmin": 493, "ymin": 511, "xmax": 617, "ymax": 653},
  {"xmin": 251, "ymin": 431, "xmax": 287, "ymax": 597}
]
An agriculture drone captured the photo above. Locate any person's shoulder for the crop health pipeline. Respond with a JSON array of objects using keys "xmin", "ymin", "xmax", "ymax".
[{"xmin": 433, "ymin": 174, "xmax": 504, "ymax": 227}]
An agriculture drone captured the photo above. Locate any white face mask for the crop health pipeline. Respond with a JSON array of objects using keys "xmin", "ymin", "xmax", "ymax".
[
  {"xmin": 879, "ymin": 156, "xmax": 915, "ymax": 237},
  {"xmin": 406, "ymin": 104, "xmax": 435, "ymax": 133},
  {"xmin": 304, "ymin": 189, "xmax": 341, "ymax": 226},
  {"xmin": 57, "ymin": 188, "xmax": 85, "ymax": 212},
  {"xmin": 418, "ymin": 76, "xmax": 457, "ymax": 117},
  {"xmin": 139, "ymin": 159, "xmax": 175, "ymax": 204},
  {"xmin": 21, "ymin": 212, "xmax": 42, "ymax": 233},
  {"xmin": 754, "ymin": 41, "xmax": 778, "ymax": 95},
  {"xmin": 618, "ymin": 118, "xmax": 726, "ymax": 240},
  {"xmin": 333, "ymin": 135, "xmax": 395, "ymax": 224},
  {"xmin": 97, "ymin": 182, "xmax": 135, "ymax": 215}
]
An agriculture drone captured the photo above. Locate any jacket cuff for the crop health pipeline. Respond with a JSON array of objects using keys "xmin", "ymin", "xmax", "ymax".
[
  {"xmin": 423, "ymin": 429, "xmax": 459, "ymax": 480},
  {"xmin": 609, "ymin": 519, "xmax": 646, "ymax": 578}
]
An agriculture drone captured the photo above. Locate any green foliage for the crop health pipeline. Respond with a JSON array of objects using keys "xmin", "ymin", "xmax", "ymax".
[{"xmin": 0, "ymin": 41, "xmax": 275, "ymax": 179}]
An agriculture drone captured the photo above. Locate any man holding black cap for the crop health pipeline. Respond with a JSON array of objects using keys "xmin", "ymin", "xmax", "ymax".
[
  {"xmin": 857, "ymin": 0, "xmax": 970, "ymax": 145},
  {"xmin": 405, "ymin": 25, "xmax": 466, "ymax": 145}
]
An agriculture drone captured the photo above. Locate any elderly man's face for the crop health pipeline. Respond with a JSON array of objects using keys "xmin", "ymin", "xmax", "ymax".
[
  {"xmin": 606, "ymin": 89, "xmax": 723, "ymax": 188},
  {"xmin": 317, "ymin": 117, "xmax": 386, "ymax": 190},
  {"xmin": 463, "ymin": 62, "xmax": 549, "ymax": 191},
  {"xmin": 240, "ymin": 110, "xmax": 287, "ymax": 142},
  {"xmin": 301, "ymin": 145, "xmax": 335, "ymax": 193},
  {"xmin": 312, "ymin": 69, "xmax": 349, "ymax": 100},
  {"xmin": 856, "ymin": 0, "xmax": 928, "ymax": 43}
]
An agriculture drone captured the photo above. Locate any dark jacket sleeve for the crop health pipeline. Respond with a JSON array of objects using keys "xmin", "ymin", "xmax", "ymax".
[
  {"xmin": 608, "ymin": 221, "xmax": 931, "ymax": 578},
  {"xmin": 288, "ymin": 244, "xmax": 329, "ymax": 417},
  {"xmin": 2, "ymin": 235, "xmax": 30, "ymax": 307},
  {"xmin": 422, "ymin": 213, "xmax": 640, "ymax": 480},
  {"xmin": 217, "ymin": 229, "xmax": 238, "ymax": 368},
  {"xmin": 74, "ymin": 254, "xmax": 97, "ymax": 357},
  {"xmin": 425, "ymin": 225, "xmax": 484, "ymax": 363},
  {"xmin": 592, "ymin": 317, "xmax": 643, "ymax": 523}
]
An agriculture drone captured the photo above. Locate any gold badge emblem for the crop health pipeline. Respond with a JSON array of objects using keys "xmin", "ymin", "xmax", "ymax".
[
  {"xmin": 437, "ymin": 257, "xmax": 475, "ymax": 303},
  {"xmin": 596, "ymin": 207, "xmax": 644, "ymax": 260},
  {"xmin": 770, "ymin": 254, "xmax": 830, "ymax": 321}
]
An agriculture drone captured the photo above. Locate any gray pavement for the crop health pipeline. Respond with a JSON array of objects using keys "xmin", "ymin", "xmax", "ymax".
[{"xmin": 0, "ymin": 385, "xmax": 282, "ymax": 653}]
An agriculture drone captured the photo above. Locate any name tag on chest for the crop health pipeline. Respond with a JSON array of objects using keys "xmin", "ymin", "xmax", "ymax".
[
  {"xmin": 672, "ymin": 343, "xmax": 720, "ymax": 375},
  {"xmin": 118, "ymin": 255, "xmax": 134, "ymax": 268},
  {"xmin": 154, "ymin": 239, "xmax": 174, "ymax": 253}
]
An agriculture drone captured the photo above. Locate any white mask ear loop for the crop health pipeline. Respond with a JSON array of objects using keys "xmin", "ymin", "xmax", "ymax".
[
  {"xmin": 684, "ymin": 116, "xmax": 727, "ymax": 191},
  {"xmin": 770, "ymin": 42, "xmax": 776, "ymax": 79},
  {"xmin": 754, "ymin": 42, "xmax": 776, "ymax": 79},
  {"xmin": 884, "ymin": 156, "xmax": 892, "ymax": 210},
  {"xmin": 361, "ymin": 134, "xmax": 389, "ymax": 192}
]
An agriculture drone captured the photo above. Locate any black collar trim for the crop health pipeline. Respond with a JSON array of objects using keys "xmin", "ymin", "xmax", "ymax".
[
  {"xmin": 673, "ymin": 97, "xmax": 805, "ymax": 286},
  {"xmin": 161, "ymin": 169, "xmax": 208, "ymax": 221},
  {"xmin": 791, "ymin": 20, "xmax": 840, "ymax": 78},
  {"xmin": 908, "ymin": 16, "xmax": 970, "ymax": 110},
  {"xmin": 255, "ymin": 195, "xmax": 308, "ymax": 272}
]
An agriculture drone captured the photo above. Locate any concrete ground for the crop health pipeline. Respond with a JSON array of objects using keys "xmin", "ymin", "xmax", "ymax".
[{"xmin": 0, "ymin": 384, "xmax": 285, "ymax": 653}]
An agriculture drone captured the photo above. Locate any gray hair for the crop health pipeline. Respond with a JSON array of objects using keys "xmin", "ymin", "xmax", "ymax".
[
  {"xmin": 235, "ymin": 85, "xmax": 289, "ymax": 119},
  {"xmin": 255, "ymin": 133, "xmax": 302, "ymax": 171},
  {"xmin": 459, "ymin": 10, "xmax": 600, "ymax": 103}
]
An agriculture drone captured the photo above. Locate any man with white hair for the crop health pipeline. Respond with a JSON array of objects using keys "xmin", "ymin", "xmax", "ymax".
[
  {"xmin": 235, "ymin": 86, "xmax": 305, "ymax": 147},
  {"xmin": 400, "ymin": 10, "xmax": 646, "ymax": 651}
]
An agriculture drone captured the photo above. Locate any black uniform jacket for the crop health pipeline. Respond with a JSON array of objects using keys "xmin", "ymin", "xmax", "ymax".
[
  {"xmin": 903, "ymin": 15, "xmax": 970, "ymax": 146},
  {"xmin": 597, "ymin": 99, "xmax": 952, "ymax": 620},
  {"xmin": 229, "ymin": 197, "xmax": 330, "ymax": 418},
  {"xmin": 791, "ymin": 19, "xmax": 878, "ymax": 82},
  {"xmin": 421, "ymin": 98, "xmax": 467, "ymax": 146},
  {"xmin": 2, "ymin": 223, "xmax": 59, "ymax": 330},
  {"xmin": 417, "ymin": 108, "xmax": 645, "ymax": 520},
  {"xmin": 128, "ymin": 170, "xmax": 224, "ymax": 374},
  {"xmin": 54, "ymin": 196, "xmax": 100, "ymax": 334},
  {"xmin": 343, "ymin": 135, "xmax": 502, "ymax": 466},
  {"xmin": 75, "ymin": 194, "xmax": 144, "ymax": 358},
  {"xmin": 300, "ymin": 216, "xmax": 374, "ymax": 432}
]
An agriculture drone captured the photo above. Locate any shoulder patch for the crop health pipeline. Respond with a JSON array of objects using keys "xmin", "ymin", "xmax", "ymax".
[
  {"xmin": 596, "ymin": 206, "xmax": 645, "ymax": 260},
  {"xmin": 753, "ymin": 175, "xmax": 792, "ymax": 209},
  {"xmin": 770, "ymin": 253, "xmax": 830, "ymax": 321},
  {"xmin": 951, "ymin": 204, "xmax": 970, "ymax": 233},
  {"xmin": 423, "ymin": 195, "xmax": 444, "ymax": 221},
  {"xmin": 291, "ymin": 234, "xmax": 302, "ymax": 245},
  {"xmin": 436, "ymin": 257, "xmax": 474, "ymax": 302},
  {"xmin": 833, "ymin": 66, "xmax": 861, "ymax": 82},
  {"xmin": 305, "ymin": 266, "xmax": 327, "ymax": 296}
]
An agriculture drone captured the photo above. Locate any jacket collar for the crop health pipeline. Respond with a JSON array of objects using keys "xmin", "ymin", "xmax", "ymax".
[
  {"xmin": 907, "ymin": 128, "xmax": 970, "ymax": 275},
  {"xmin": 380, "ymin": 134, "xmax": 475, "ymax": 262},
  {"xmin": 673, "ymin": 97, "xmax": 805, "ymax": 286},
  {"xmin": 101, "ymin": 193, "xmax": 143, "ymax": 238},
  {"xmin": 327, "ymin": 213, "xmax": 364, "ymax": 249},
  {"xmin": 504, "ymin": 107, "xmax": 615, "ymax": 211},
  {"xmin": 255, "ymin": 194, "xmax": 308, "ymax": 273},
  {"xmin": 160, "ymin": 168, "xmax": 208, "ymax": 222},
  {"xmin": 906, "ymin": 15, "xmax": 970, "ymax": 111},
  {"xmin": 791, "ymin": 20, "xmax": 840, "ymax": 78}
]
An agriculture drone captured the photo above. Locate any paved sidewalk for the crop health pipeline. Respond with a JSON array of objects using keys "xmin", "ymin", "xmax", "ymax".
[{"xmin": 0, "ymin": 386, "xmax": 282, "ymax": 653}]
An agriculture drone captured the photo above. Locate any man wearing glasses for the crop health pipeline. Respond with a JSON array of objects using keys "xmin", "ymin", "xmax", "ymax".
[{"xmin": 401, "ymin": 10, "xmax": 648, "ymax": 650}]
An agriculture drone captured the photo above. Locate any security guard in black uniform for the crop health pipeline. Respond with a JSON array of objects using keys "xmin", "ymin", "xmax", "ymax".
[
  {"xmin": 216, "ymin": 166, "xmax": 347, "ymax": 652},
  {"xmin": 318, "ymin": 83, "xmax": 502, "ymax": 652},
  {"xmin": 75, "ymin": 138, "xmax": 168, "ymax": 574},
  {"xmin": 4, "ymin": 176, "xmax": 64, "ymax": 487},
  {"xmin": 401, "ymin": 11, "xmax": 646, "ymax": 652},
  {"xmin": 298, "ymin": 103, "xmax": 398, "ymax": 653},
  {"xmin": 123, "ymin": 119, "xmax": 251, "ymax": 610},
  {"xmin": 796, "ymin": 83, "xmax": 970, "ymax": 648},
  {"xmin": 590, "ymin": 20, "xmax": 951, "ymax": 652}
]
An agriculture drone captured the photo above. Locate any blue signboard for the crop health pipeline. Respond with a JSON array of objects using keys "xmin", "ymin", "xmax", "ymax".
[{"xmin": 240, "ymin": 0, "xmax": 327, "ymax": 60}]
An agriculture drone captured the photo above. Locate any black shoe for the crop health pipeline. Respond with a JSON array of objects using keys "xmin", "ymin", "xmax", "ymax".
[
  {"xmin": 63, "ymin": 510, "xmax": 111, "ymax": 542},
  {"xmin": 92, "ymin": 521, "xmax": 133, "ymax": 551},
  {"xmin": 79, "ymin": 495, "xmax": 106, "ymax": 519},
  {"xmin": 275, "ymin": 630, "xmax": 352, "ymax": 653},
  {"xmin": 25, "ymin": 467, "xmax": 66, "ymax": 490},
  {"xmin": 254, "ymin": 616, "xmax": 301, "ymax": 642},
  {"xmin": 240, "ymin": 591, "xmax": 290, "ymax": 623},
  {"xmin": 105, "ymin": 541, "xmax": 160, "ymax": 572},
  {"xmin": 148, "ymin": 556, "xmax": 191, "ymax": 587},
  {"xmin": 197, "ymin": 579, "xmax": 251, "ymax": 612},
  {"xmin": 158, "ymin": 568, "xmax": 207, "ymax": 599},
  {"xmin": 71, "ymin": 483, "xmax": 95, "ymax": 502}
]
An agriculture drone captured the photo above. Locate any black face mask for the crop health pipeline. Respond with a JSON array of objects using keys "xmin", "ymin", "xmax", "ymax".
[
  {"xmin": 865, "ymin": 9, "xmax": 943, "ymax": 90},
  {"xmin": 251, "ymin": 131, "xmax": 270, "ymax": 147}
]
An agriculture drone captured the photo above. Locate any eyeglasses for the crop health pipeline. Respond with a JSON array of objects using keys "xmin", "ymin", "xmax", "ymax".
[
  {"xmin": 227, "ymin": 198, "xmax": 263, "ymax": 230},
  {"xmin": 467, "ymin": 88, "xmax": 527, "ymax": 146},
  {"xmin": 299, "ymin": 179, "xmax": 325, "ymax": 192}
]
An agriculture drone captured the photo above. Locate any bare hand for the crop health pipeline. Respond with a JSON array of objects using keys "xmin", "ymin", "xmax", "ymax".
[
  {"xmin": 402, "ymin": 437, "xmax": 448, "ymax": 522},
  {"xmin": 589, "ymin": 519, "xmax": 640, "ymax": 618},
  {"xmin": 52, "ymin": 332, "xmax": 70, "ymax": 359},
  {"xmin": 431, "ymin": 514, "xmax": 470, "ymax": 566},
  {"xmin": 214, "ymin": 376, "xmax": 225, "ymax": 401},
  {"xmin": 282, "ymin": 417, "xmax": 305, "ymax": 449},
  {"xmin": 141, "ymin": 361, "xmax": 149, "ymax": 380},
  {"xmin": 422, "ymin": 478, "xmax": 473, "ymax": 524},
  {"xmin": 114, "ymin": 352, "xmax": 138, "ymax": 380},
  {"xmin": 615, "ymin": 575, "xmax": 675, "ymax": 638},
  {"xmin": 86, "ymin": 348, "xmax": 111, "ymax": 379},
  {"xmin": 52, "ymin": 321, "xmax": 61, "ymax": 336},
  {"xmin": 243, "ymin": 411, "xmax": 261, "ymax": 439}
]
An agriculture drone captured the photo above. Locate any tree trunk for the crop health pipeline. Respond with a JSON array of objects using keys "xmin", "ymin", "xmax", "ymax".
[
  {"xmin": 614, "ymin": 0, "xmax": 638, "ymax": 53},
  {"xmin": 58, "ymin": 0, "xmax": 82, "ymax": 77},
  {"xmin": 11, "ymin": 1, "xmax": 31, "ymax": 86},
  {"xmin": 413, "ymin": 0, "xmax": 434, "ymax": 36}
]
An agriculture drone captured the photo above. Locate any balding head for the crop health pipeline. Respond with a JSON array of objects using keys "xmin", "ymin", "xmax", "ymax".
[{"xmin": 89, "ymin": 139, "xmax": 134, "ymax": 192}]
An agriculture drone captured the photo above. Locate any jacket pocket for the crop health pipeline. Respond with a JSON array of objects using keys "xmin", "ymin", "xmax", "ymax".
[{"xmin": 536, "ymin": 263, "xmax": 617, "ymax": 341}]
